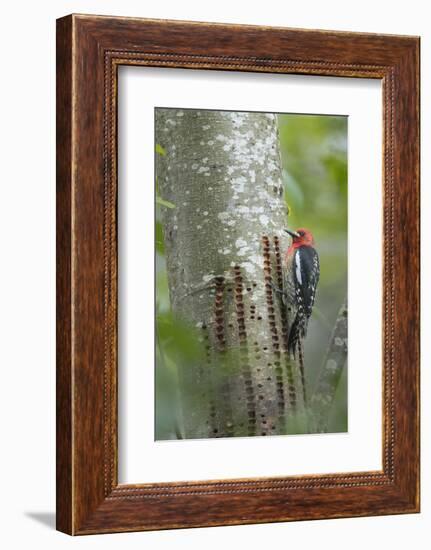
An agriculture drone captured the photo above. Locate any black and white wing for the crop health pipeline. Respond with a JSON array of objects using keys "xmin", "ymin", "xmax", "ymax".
[
  {"xmin": 294, "ymin": 245, "xmax": 319, "ymax": 322},
  {"xmin": 287, "ymin": 245, "xmax": 319, "ymax": 355}
]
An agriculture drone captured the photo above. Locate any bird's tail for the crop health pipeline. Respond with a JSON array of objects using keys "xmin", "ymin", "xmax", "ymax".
[
  {"xmin": 287, "ymin": 316, "xmax": 301, "ymax": 357},
  {"xmin": 288, "ymin": 317, "xmax": 307, "ymax": 406},
  {"xmin": 297, "ymin": 338, "xmax": 307, "ymax": 406}
]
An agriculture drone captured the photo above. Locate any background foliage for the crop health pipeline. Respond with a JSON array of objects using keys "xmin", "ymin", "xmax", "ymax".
[{"xmin": 156, "ymin": 112, "xmax": 348, "ymax": 439}]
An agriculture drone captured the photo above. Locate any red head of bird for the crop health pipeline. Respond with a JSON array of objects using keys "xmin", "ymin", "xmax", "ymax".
[{"xmin": 285, "ymin": 228, "xmax": 315, "ymax": 250}]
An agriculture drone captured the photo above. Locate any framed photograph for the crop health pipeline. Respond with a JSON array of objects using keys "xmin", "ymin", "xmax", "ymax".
[{"xmin": 56, "ymin": 14, "xmax": 420, "ymax": 535}]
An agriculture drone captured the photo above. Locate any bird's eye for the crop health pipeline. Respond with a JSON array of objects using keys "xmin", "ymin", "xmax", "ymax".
[{"xmin": 298, "ymin": 231, "xmax": 304, "ymax": 236}]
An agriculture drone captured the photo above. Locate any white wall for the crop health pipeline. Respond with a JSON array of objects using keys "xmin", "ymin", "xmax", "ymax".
[{"xmin": 0, "ymin": 1, "xmax": 427, "ymax": 548}]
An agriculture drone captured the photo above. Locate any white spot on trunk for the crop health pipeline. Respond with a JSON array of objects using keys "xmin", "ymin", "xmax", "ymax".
[
  {"xmin": 240, "ymin": 261, "xmax": 257, "ymax": 275},
  {"xmin": 249, "ymin": 254, "xmax": 263, "ymax": 266},
  {"xmin": 259, "ymin": 214, "xmax": 270, "ymax": 226},
  {"xmin": 326, "ymin": 359, "xmax": 338, "ymax": 372},
  {"xmin": 237, "ymin": 247, "xmax": 251, "ymax": 256}
]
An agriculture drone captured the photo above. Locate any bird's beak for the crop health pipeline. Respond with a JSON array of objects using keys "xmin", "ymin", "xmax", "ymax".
[{"xmin": 284, "ymin": 228, "xmax": 300, "ymax": 238}]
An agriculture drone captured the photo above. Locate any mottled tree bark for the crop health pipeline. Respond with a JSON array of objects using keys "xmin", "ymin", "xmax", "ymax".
[
  {"xmin": 156, "ymin": 109, "xmax": 304, "ymax": 439},
  {"xmin": 310, "ymin": 299, "xmax": 348, "ymax": 432}
]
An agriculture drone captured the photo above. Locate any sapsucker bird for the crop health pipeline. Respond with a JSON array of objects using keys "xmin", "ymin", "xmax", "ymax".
[{"xmin": 283, "ymin": 228, "xmax": 320, "ymax": 403}]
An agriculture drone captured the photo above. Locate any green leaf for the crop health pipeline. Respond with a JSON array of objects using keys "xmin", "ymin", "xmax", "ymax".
[
  {"xmin": 155, "ymin": 221, "xmax": 165, "ymax": 256},
  {"xmin": 156, "ymin": 312, "xmax": 203, "ymax": 363},
  {"xmin": 156, "ymin": 268, "xmax": 170, "ymax": 312},
  {"xmin": 156, "ymin": 143, "xmax": 166, "ymax": 156},
  {"xmin": 156, "ymin": 196, "xmax": 176, "ymax": 209}
]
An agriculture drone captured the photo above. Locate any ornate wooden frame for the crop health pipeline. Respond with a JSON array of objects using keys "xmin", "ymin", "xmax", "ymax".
[{"xmin": 56, "ymin": 14, "xmax": 420, "ymax": 535}]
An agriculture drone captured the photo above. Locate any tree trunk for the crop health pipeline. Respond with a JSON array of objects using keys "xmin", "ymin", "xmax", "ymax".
[
  {"xmin": 156, "ymin": 109, "xmax": 305, "ymax": 439},
  {"xmin": 310, "ymin": 298, "xmax": 348, "ymax": 432}
]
